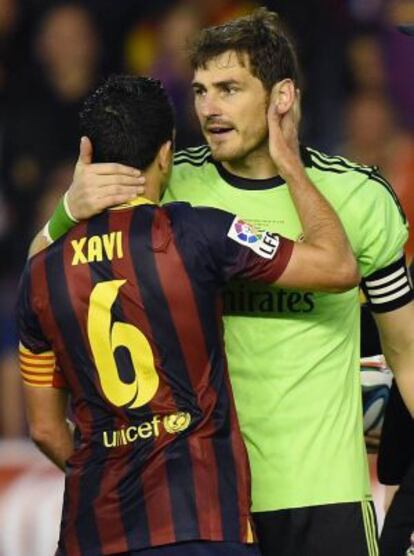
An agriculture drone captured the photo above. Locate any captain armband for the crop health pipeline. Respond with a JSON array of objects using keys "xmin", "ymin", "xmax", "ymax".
[
  {"xmin": 19, "ymin": 343, "xmax": 56, "ymax": 387},
  {"xmin": 361, "ymin": 256, "xmax": 414, "ymax": 313}
]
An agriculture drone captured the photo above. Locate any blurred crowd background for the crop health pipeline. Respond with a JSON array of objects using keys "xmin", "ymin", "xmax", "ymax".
[{"xmin": 1, "ymin": 0, "xmax": 414, "ymax": 438}]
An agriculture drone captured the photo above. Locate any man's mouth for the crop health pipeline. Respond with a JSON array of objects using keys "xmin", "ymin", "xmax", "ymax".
[{"xmin": 206, "ymin": 126, "xmax": 234, "ymax": 136}]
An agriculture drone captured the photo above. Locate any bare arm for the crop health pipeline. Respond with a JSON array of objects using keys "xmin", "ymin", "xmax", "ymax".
[
  {"xmin": 374, "ymin": 302, "xmax": 414, "ymax": 416},
  {"xmin": 23, "ymin": 384, "xmax": 74, "ymax": 471},
  {"xmin": 268, "ymin": 83, "xmax": 359, "ymax": 292},
  {"xmin": 29, "ymin": 230, "xmax": 49, "ymax": 258}
]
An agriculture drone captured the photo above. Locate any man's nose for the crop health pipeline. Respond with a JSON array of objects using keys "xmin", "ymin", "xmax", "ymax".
[{"xmin": 199, "ymin": 94, "xmax": 221, "ymax": 118}]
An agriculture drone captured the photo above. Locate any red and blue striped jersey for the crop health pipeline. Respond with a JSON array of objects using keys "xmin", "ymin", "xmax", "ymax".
[{"xmin": 17, "ymin": 200, "xmax": 293, "ymax": 555}]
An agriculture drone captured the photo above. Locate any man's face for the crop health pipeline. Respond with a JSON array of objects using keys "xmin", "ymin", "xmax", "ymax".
[{"xmin": 192, "ymin": 51, "xmax": 269, "ymax": 163}]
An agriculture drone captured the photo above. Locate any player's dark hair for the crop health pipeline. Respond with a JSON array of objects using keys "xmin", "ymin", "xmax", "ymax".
[
  {"xmin": 187, "ymin": 7, "xmax": 301, "ymax": 91},
  {"xmin": 80, "ymin": 75, "xmax": 175, "ymax": 170}
]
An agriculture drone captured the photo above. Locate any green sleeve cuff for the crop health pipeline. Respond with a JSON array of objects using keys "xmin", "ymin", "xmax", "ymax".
[{"xmin": 47, "ymin": 196, "xmax": 78, "ymax": 241}]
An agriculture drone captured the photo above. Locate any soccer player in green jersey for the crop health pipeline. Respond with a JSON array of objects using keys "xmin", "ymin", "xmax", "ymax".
[{"xmin": 33, "ymin": 8, "xmax": 414, "ymax": 556}]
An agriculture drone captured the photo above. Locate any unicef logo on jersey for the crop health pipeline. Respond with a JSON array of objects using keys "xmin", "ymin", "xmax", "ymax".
[{"xmin": 234, "ymin": 220, "xmax": 261, "ymax": 244}]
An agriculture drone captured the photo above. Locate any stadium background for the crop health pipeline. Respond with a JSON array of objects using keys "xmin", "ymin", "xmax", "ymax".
[{"xmin": 0, "ymin": 0, "xmax": 413, "ymax": 553}]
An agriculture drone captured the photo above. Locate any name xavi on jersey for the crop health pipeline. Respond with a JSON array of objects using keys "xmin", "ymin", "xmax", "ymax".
[{"xmin": 227, "ymin": 217, "xmax": 280, "ymax": 259}]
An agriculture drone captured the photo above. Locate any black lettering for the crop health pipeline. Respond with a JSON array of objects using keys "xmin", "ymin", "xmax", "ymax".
[
  {"xmin": 263, "ymin": 234, "xmax": 277, "ymax": 247},
  {"xmin": 276, "ymin": 289, "xmax": 287, "ymax": 312},
  {"xmin": 287, "ymin": 292, "xmax": 302, "ymax": 313},
  {"xmin": 302, "ymin": 292, "xmax": 315, "ymax": 313},
  {"xmin": 257, "ymin": 292, "xmax": 274, "ymax": 312},
  {"xmin": 260, "ymin": 244, "xmax": 275, "ymax": 255},
  {"xmin": 237, "ymin": 283, "xmax": 246, "ymax": 312},
  {"xmin": 222, "ymin": 289, "xmax": 237, "ymax": 313}
]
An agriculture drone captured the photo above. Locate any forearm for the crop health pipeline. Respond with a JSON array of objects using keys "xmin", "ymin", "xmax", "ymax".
[
  {"xmin": 375, "ymin": 304, "xmax": 414, "ymax": 417},
  {"xmin": 383, "ymin": 345, "xmax": 414, "ymax": 418},
  {"xmin": 28, "ymin": 229, "xmax": 50, "ymax": 258},
  {"xmin": 285, "ymin": 164, "xmax": 352, "ymax": 262},
  {"xmin": 23, "ymin": 382, "xmax": 73, "ymax": 471},
  {"xmin": 267, "ymin": 87, "xmax": 354, "ymax": 271},
  {"xmin": 31, "ymin": 420, "xmax": 74, "ymax": 471}
]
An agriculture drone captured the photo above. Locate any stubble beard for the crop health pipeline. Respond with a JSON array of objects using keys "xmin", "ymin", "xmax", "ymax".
[{"xmin": 208, "ymin": 132, "xmax": 269, "ymax": 165}]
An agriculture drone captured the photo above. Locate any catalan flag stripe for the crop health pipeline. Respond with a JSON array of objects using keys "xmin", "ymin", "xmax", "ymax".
[
  {"xmin": 22, "ymin": 378, "xmax": 54, "ymax": 387},
  {"xmin": 19, "ymin": 343, "xmax": 55, "ymax": 386},
  {"xmin": 20, "ymin": 363, "xmax": 55, "ymax": 372},
  {"xmin": 22, "ymin": 373, "xmax": 53, "ymax": 382}
]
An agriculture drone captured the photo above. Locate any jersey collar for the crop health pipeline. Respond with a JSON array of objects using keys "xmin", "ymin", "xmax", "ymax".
[
  {"xmin": 110, "ymin": 196, "xmax": 156, "ymax": 211},
  {"xmin": 211, "ymin": 145, "xmax": 313, "ymax": 190}
]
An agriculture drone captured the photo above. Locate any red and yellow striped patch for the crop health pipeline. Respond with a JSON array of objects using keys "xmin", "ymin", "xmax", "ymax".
[{"xmin": 19, "ymin": 343, "xmax": 56, "ymax": 387}]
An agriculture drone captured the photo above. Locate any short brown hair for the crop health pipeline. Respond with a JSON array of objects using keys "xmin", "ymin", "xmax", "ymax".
[{"xmin": 188, "ymin": 7, "xmax": 301, "ymax": 91}]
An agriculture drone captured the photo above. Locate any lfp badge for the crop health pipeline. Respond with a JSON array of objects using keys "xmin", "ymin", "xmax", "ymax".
[
  {"xmin": 234, "ymin": 219, "xmax": 262, "ymax": 244},
  {"xmin": 227, "ymin": 217, "xmax": 280, "ymax": 259}
]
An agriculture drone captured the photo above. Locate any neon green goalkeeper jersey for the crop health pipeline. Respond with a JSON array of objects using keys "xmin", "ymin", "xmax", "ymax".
[{"xmin": 163, "ymin": 144, "xmax": 409, "ymax": 512}]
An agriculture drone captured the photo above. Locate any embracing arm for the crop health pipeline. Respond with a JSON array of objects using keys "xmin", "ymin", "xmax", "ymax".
[
  {"xmin": 28, "ymin": 137, "xmax": 145, "ymax": 257},
  {"xmin": 24, "ymin": 384, "xmax": 73, "ymax": 471},
  {"xmin": 374, "ymin": 302, "xmax": 414, "ymax": 417},
  {"xmin": 267, "ymin": 83, "xmax": 359, "ymax": 292}
]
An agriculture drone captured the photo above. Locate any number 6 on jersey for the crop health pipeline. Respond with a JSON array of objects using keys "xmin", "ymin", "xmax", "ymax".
[{"xmin": 88, "ymin": 279, "xmax": 159, "ymax": 408}]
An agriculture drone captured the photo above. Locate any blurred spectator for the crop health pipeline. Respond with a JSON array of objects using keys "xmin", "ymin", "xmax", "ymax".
[
  {"xmin": 342, "ymin": 90, "xmax": 414, "ymax": 261},
  {"xmin": 347, "ymin": 32, "xmax": 387, "ymax": 93},
  {"xmin": 183, "ymin": 0, "xmax": 257, "ymax": 25},
  {"xmin": 125, "ymin": 3, "xmax": 202, "ymax": 148},
  {"xmin": 0, "ymin": 2, "xmax": 101, "ymax": 438},
  {"xmin": 2, "ymin": 2, "xmax": 101, "ymax": 271}
]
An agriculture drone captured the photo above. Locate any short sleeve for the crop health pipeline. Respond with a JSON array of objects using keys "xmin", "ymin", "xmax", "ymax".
[
  {"xmin": 194, "ymin": 208, "xmax": 294, "ymax": 284},
  {"xmin": 17, "ymin": 263, "xmax": 51, "ymax": 354},
  {"xmin": 17, "ymin": 263, "xmax": 66, "ymax": 388},
  {"xmin": 357, "ymin": 169, "xmax": 408, "ymax": 276},
  {"xmin": 357, "ymin": 170, "xmax": 413, "ymax": 312}
]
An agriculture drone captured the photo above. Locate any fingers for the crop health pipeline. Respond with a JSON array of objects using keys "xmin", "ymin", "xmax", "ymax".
[
  {"xmin": 77, "ymin": 138, "xmax": 142, "ymax": 177},
  {"xmin": 291, "ymin": 90, "xmax": 301, "ymax": 127},
  {"xmin": 91, "ymin": 163, "xmax": 143, "ymax": 177},
  {"xmin": 89, "ymin": 174, "xmax": 146, "ymax": 187},
  {"xmin": 94, "ymin": 187, "xmax": 147, "ymax": 211},
  {"xmin": 79, "ymin": 137, "xmax": 93, "ymax": 165}
]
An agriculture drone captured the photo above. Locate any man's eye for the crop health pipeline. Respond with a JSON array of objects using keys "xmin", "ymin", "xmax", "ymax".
[
  {"xmin": 224, "ymin": 86, "xmax": 238, "ymax": 95},
  {"xmin": 193, "ymin": 89, "xmax": 205, "ymax": 97}
]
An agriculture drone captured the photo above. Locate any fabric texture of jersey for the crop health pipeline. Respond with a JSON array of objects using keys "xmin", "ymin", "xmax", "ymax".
[
  {"xmin": 17, "ymin": 201, "xmax": 292, "ymax": 555},
  {"xmin": 163, "ymin": 144, "xmax": 411, "ymax": 512}
]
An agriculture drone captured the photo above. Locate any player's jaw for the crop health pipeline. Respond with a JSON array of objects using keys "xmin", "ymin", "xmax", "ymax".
[
  {"xmin": 203, "ymin": 116, "xmax": 238, "ymax": 157},
  {"xmin": 202, "ymin": 113, "xmax": 269, "ymax": 164}
]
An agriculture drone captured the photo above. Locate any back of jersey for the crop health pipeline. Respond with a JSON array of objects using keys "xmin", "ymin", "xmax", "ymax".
[{"xmin": 19, "ymin": 200, "xmax": 255, "ymax": 555}]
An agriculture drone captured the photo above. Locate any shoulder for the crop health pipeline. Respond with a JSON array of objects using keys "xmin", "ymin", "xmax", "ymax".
[
  {"xmin": 305, "ymin": 146, "xmax": 405, "ymax": 215},
  {"xmin": 306, "ymin": 145, "xmax": 389, "ymax": 190},
  {"xmin": 164, "ymin": 202, "xmax": 232, "ymax": 225},
  {"xmin": 165, "ymin": 145, "xmax": 219, "ymax": 203}
]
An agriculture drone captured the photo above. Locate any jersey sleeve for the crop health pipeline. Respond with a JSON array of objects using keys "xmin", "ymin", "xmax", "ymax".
[
  {"xmin": 194, "ymin": 208, "xmax": 294, "ymax": 284},
  {"xmin": 356, "ymin": 169, "xmax": 414, "ymax": 313},
  {"xmin": 17, "ymin": 263, "xmax": 67, "ymax": 388}
]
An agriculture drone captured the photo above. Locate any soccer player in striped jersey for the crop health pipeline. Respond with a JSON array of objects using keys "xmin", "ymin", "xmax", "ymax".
[
  {"xmin": 18, "ymin": 75, "xmax": 358, "ymax": 556},
  {"xmin": 29, "ymin": 8, "xmax": 414, "ymax": 556}
]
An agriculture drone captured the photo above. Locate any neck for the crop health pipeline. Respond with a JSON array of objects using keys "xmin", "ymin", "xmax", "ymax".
[
  {"xmin": 141, "ymin": 165, "xmax": 162, "ymax": 203},
  {"xmin": 221, "ymin": 144, "xmax": 280, "ymax": 180}
]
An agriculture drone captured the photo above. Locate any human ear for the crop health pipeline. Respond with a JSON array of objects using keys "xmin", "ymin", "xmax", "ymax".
[
  {"xmin": 158, "ymin": 140, "xmax": 173, "ymax": 174},
  {"xmin": 270, "ymin": 79, "xmax": 296, "ymax": 115}
]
